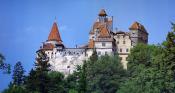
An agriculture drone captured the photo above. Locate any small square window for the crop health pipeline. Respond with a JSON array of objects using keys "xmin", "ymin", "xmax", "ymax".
[
  {"xmin": 102, "ymin": 42, "xmax": 106, "ymax": 47},
  {"xmin": 123, "ymin": 41, "xmax": 125, "ymax": 44},
  {"xmin": 126, "ymin": 48, "xmax": 129, "ymax": 52},
  {"xmin": 98, "ymin": 51, "xmax": 101, "ymax": 55},
  {"xmin": 120, "ymin": 48, "xmax": 122, "ymax": 52}
]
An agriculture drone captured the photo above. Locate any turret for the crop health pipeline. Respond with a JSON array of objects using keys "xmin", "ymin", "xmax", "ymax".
[
  {"xmin": 98, "ymin": 9, "xmax": 108, "ymax": 23},
  {"xmin": 43, "ymin": 21, "xmax": 65, "ymax": 50},
  {"xmin": 129, "ymin": 21, "xmax": 148, "ymax": 46}
]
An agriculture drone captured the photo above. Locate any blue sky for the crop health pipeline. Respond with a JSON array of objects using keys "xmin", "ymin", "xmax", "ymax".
[{"xmin": 0, "ymin": 0, "xmax": 175, "ymax": 91}]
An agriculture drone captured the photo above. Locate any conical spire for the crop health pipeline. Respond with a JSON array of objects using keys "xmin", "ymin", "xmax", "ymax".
[
  {"xmin": 98, "ymin": 9, "xmax": 107, "ymax": 16},
  {"xmin": 48, "ymin": 21, "xmax": 62, "ymax": 43}
]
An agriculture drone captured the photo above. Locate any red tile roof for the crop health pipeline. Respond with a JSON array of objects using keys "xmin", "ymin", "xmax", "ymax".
[
  {"xmin": 48, "ymin": 22, "xmax": 62, "ymax": 43},
  {"xmin": 90, "ymin": 20, "xmax": 112, "ymax": 35},
  {"xmin": 42, "ymin": 43, "xmax": 55, "ymax": 50},
  {"xmin": 98, "ymin": 26, "xmax": 111, "ymax": 38},
  {"xmin": 129, "ymin": 21, "xmax": 148, "ymax": 33},
  {"xmin": 98, "ymin": 9, "xmax": 107, "ymax": 16}
]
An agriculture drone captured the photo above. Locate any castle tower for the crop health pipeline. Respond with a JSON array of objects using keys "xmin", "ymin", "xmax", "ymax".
[
  {"xmin": 88, "ymin": 9, "xmax": 116, "ymax": 55},
  {"xmin": 88, "ymin": 9, "xmax": 113, "ymax": 48},
  {"xmin": 44, "ymin": 21, "xmax": 64, "ymax": 50},
  {"xmin": 129, "ymin": 21, "xmax": 148, "ymax": 46},
  {"xmin": 98, "ymin": 9, "xmax": 108, "ymax": 23}
]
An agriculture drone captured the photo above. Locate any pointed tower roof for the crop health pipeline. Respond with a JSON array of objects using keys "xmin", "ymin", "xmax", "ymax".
[
  {"xmin": 98, "ymin": 9, "xmax": 107, "ymax": 16},
  {"xmin": 48, "ymin": 22, "xmax": 62, "ymax": 43}
]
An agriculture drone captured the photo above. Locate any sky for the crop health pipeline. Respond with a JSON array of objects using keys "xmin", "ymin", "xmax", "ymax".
[{"xmin": 0, "ymin": 0, "xmax": 175, "ymax": 91}]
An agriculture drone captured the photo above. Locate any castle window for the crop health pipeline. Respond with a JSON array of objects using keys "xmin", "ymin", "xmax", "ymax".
[
  {"xmin": 117, "ymin": 41, "xmax": 119, "ymax": 44},
  {"xmin": 120, "ymin": 48, "xmax": 122, "ymax": 52},
  {"xmin": 102, "ymin": 42, "xmax": 106, "ymax": 47},
  {"xmin": 98, "ymin": 51, "xmax": 101, "ymax": 55},
  {"xmin": 117, "ymin": 35, "xmax": 120, "ymax": 39},
  {"xmin": 67, "ymin": 66, "xmax": 70, "ymax": 68},
  {"xmin": 126, "ymin": 48, "xmax": 129, "ymax": 52},
  {"xmin": 123, "ymin": 41, "xmax": 125, "ymax": 44}
]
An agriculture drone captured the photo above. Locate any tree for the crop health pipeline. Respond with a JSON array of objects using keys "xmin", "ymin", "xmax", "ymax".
[
  {"xmin": 117, "ymin": 28, "xmax": 175, "ymax": 93},
  {"xmin": 86, "ymin": 55, "xmax": 127, "ymax": 93},
  {"xmin": 0, "ymin": 53, "xmax": 10, "ymax": 74},
  {"xmin": 25, "ymin": 69, "xmax": 39, "ymax": 92},
  {"xmin": 161, "ymin": 23, "xmax": 175, "ymax": 92},
  {"xmin": 47, "ymin": 71, "xmax": 66, "ymax": 93},
  {"xmin": 89, "ymin": 49, "xmax": 98, "ymax": 62},
  {"xmin": 117, "ymin": 44, "xmax": 165, "ymax": 93},
  {"xmin": 25, "ymin": 50, "xmax": 50, "ymax": 93},
  {"xmin": 66, "ymin": 54, "xmax": 127, "ymax": 93},
  {"xmin": 12, "ymin": 61, "xmax": 25, "ymax": 86},
  {"xmin": 2, "ymin": 85, "xmax": 28, "ymax": 93}
]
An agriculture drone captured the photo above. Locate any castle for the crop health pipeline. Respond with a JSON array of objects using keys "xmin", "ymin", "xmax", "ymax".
[{"xmin": 37, "ymin": 9, "xmax": 148, "ymax": 75}]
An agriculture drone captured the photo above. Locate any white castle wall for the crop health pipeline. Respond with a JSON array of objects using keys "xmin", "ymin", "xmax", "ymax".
[
  {"xmin": 46, "ymin": 48, "xmax": 89, "ymax": 76},
  {"xmin": 45, "ymin": 47, "xmax": 114, "ymax": 75}
]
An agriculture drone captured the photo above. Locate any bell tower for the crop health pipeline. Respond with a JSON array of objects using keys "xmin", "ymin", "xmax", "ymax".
[{"xmin": 98, "ymin": 9, "xmax": 108, "ymax": 23}]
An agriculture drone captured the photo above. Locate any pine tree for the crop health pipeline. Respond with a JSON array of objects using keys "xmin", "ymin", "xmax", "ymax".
[
  {"xmin": 12, "ymin": 61, "xmax": 25, "ymax": 86},
  {"xmin": 0, "ymin": 53, "xmax": 10, "ymax": 74},
  {"xmin": 26, "ymin": 50, "xmax": 50, "ymax": 93},
  {"xmin": 25, "ymin": 69, "xmax": 38, "ymax": 92},
  {"xmin": 161, "ymin": 23, "xmax": 175, "ymax": 92}
]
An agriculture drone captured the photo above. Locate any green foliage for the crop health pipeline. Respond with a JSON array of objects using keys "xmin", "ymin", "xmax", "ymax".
[
  {"xmin": 47, "ymin": 71, "xmax": 66, "ymax": 93},
  {"xmin": 0, "ymin": 53, "xmax": 11, "ymax": 74},
  {"xmin": 25, "ymin": 50, "xmax": 51, "ymax": 93},
  {"xmin": 69, "ymin": 54, "xmax": 127, "ymax": 93},
  {"xmin": 118, "ymin": 23, "xmax": 175, "ymax": 93},
  {"xmin": 2, "ymin": 84, "xmax": 28, "ymax": 93},
  {"xmin": 86, "ymin": 55, "xmax": 127, "ymax": 93},
  {"xmin": 89, "ymin": 49, "xmax": 98, "ymax": 62},
  {"xmin": 68, "ymin": 89, "xmax": 78, "ymax": 93},
  {"xmin": 117, "ymin": 44, "xmax": 164, "ymax": 93},
  {"xmin": 3, "ymin": 23, "xmax": 175, "ymax": 93},
  {"xmin": 12, "ymin": 61, "xmax": 25, "ymax": 86}
]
